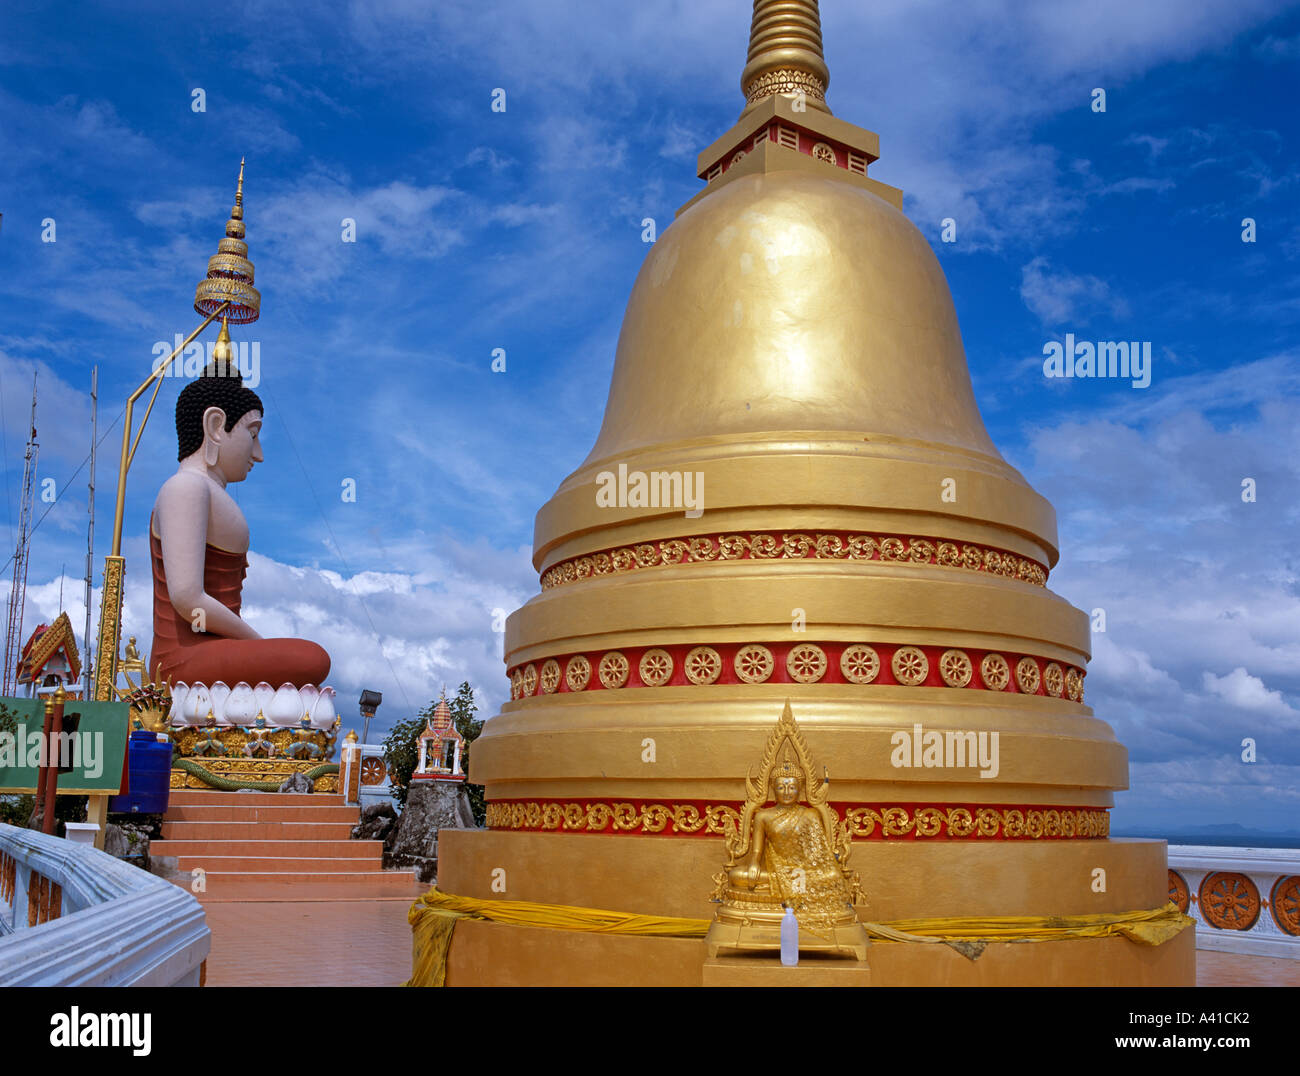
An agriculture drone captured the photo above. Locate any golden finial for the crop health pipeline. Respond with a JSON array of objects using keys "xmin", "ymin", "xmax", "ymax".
[
  {"xmin": 195, "ymin": 157, "xmax": 261, "ymax": 325},
  {"xmin": 344, "ymin": 729, "xmax": 358, "ymax": 743},
  {"xmin": 212, "ymin": 316, "xmax": 233, "ymax": 367},
  {"xmin": 740, "ymin": 0, "xmax": 831, "ymax": 115},
  {"xmin": 231, "ymin": 157, "xmax": 245, "ymax": 221}
]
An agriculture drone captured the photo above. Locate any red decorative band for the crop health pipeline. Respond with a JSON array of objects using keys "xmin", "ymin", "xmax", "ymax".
[
  {"xmin": 508, "ymin": 641, "xmax": 1084, "ymax": 702},
  {"xmin": 485, "ymin": 799, "xmax": 1110, "ymax": 840},
  {"xmin": 540, "ymin": 531, "xmax": 1048, "ymax": 590}
]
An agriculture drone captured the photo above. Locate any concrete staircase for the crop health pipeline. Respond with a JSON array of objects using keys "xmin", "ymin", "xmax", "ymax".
[{"xmin": 153, "ymin": 790, "xmax": 423, "ymax": 902}]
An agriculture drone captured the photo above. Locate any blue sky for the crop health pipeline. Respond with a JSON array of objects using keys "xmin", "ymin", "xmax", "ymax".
[{"xmin": 0, "ymin": 0, "xmax": 1297, "ymax": 834}]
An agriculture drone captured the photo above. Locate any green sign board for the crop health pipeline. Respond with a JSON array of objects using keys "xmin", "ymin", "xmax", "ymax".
[{"xmin": 0, "ymin": 696, "xmax": 130, "ymax": 794}]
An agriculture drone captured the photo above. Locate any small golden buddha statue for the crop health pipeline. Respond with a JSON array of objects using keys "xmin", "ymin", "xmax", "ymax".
[{"xmin": 708, "ymin": 702, "xmax": 868, "ymax": 960}]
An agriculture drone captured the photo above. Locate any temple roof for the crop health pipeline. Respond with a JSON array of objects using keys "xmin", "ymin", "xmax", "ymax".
[{"xmin": 17, "ymin": 611, "xmax": 82, "ymax": 684}]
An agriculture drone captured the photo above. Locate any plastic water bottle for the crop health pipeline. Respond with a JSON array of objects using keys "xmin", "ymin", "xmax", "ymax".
[{"xmin": 780, "ymin": 906, "xmax": 798, "ymax": 966}]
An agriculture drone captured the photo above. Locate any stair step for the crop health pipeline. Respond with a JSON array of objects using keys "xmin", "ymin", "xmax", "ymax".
[
  {"xmin": 166, "ymin": 791, "xmax": 345, "ymax": 808},
  {"xmin": 165, "ymin": 804, "xmax": 359, "ymax": 823},
  {"xmin": 184, "ymin": 871, "xmax": 425, "ymax": 901},
  {"xmin": 152, "ymin": 838, "xmax": 375, "ymax": 858},
  {"xmin": 162, "ymin": 820, "xmax": 356, "ymax": 840},
  {"xmin": 172, "ymin": 855, "xmax": 384, "ymax": 872}
]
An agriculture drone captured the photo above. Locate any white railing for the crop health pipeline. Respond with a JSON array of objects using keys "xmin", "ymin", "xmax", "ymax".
[
  {"xmin": 0, "ymin": 823, "xmax": 210, "ymax": 986},
  {"xmin": 1167, "ymin": 844, "xmax": 1300, "ymax": 959}
]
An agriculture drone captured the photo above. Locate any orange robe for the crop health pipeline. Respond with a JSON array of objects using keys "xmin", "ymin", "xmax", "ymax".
[{"xmin": 149, "ymin": 520, "xmax": 330, "ymax": 688}]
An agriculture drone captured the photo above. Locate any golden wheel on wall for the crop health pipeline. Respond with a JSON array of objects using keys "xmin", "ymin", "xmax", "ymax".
[
  {"xmin": 939, "ymin": 649, "xmax": 972, "ymax": 688},
  {"xmin": 1199, "ymin": 872, "xmax": 1260, "ymax": 931},
  {"xmin": 1065, "ymin": 667, "xmax": 1083, "ymax": 701},
  {"xmin": 1043, "ymin": 662, "xmax": 1065, "ymax": 697},
  {"xmin": 981, "ymin": 653, "xmax": 1010, "ymax": 691},
  {"xmin": 891, "ymin": 646, "xmax": 929, "ymax": 686},
  {"xmin": 520, "ymin": 663, "xmax": 538, "ymax": 697},
  {"xmin": 1167, "ymin": 869, "xmax": 1190, "ymax": 914},
  {"xmin": 840, "ymin": 645, "xmax": 880, "ymax": 684},
  {"xmin": 786, "ymin": 643, "xmax": 828, "ymax": 683},
  {"xmin": 811, "ymin": 141, "xmax": 835, "ymax": 163},
  {"xmin": 539, "ymin": 659, "xmax": 561, "ymax": 694},
  {"xmin": 598, "ymin": 651, "xmax": 630, "ymax": 689},
  {"xmin": 565, "ymin": 655, "xmax": 591, "ymax": 692},
  {"xmin": 510, "ymin": 670, "xmax": 523, "ymax": 700},
  {"xmin": 1271, "ymin": 876, "xmax": 1300, "ymax": 936},
  {"xmin": 1015, "ymin": 657, "xmax": 1041, "ymax": 695},
  {"xmin": 638, "ymin": 648, "xmax": 674, "ymax": 687},
  {"xmin": 359, "ymin": 757, "xmax": 386, "ymax": 786},
  {"xmin": 735, "ymin": 644, "xmax": 774, "ymax": 684},
  {"xmin": 684, "ymin": 646, "xmax": 722, "ymax": 685}
]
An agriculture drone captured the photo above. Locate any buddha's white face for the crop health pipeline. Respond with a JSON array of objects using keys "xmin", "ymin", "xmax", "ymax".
[{"xmin": 212, "ymin": 408, "xmax": 263, "ymax": 483}]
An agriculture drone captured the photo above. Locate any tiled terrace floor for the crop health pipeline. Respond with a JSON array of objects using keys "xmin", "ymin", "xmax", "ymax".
[{"xmin": 198, "ymin": 892, "xmax": 1300, "ymax": 987}]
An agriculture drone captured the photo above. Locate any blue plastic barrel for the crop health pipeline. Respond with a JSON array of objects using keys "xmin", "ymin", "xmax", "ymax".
[{"xmin": 108, "ymin": 730, "xmax": 173, "ymax": 814}]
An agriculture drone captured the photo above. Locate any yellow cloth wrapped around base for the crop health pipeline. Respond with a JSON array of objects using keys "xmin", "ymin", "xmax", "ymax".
[{"xmin": 406, "ymin": 888, "xmax": 1194, "ymax": 987}]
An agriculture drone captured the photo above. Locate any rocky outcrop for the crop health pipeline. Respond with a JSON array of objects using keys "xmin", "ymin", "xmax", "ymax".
[
  {"xmin": 105, "ymin": 822, "xmax": 154, "ymax": 871},
  {"xmin": 384, "ymin": 781, "xmax": 476, "ymax": 882},
  {"xmin": 351, "ymin": 802, "xmax": 397, "ymax": 842}
]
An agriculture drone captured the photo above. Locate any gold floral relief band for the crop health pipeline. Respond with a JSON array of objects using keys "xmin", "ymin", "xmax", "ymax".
[
  {"xmin": 485, "ymin": 801, "xmax": 1110, "ymax": 840},
  {"xmin": 540, "ymin": 531, "xmax": 1048, "ymax": 590}
]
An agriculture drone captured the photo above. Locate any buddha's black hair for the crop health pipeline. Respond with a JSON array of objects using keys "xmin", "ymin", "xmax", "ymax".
[{"xmin": 175, "ymin": 360, "xmax": 264, "ymax": 461}]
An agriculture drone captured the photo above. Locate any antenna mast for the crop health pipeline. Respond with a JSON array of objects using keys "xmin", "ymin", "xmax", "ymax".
[
  {"xmin": 84, "ymin": 365, "xmax": 97, "ymax": 698},
  {"xmin": 3, "ymin": 373, "xmax": 39, "ymax": 696}
]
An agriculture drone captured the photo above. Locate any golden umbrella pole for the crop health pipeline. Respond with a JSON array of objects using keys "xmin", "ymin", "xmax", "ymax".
[{"xmin": 91, "ymin": 300, "xmax": 230, "ymax": 703}]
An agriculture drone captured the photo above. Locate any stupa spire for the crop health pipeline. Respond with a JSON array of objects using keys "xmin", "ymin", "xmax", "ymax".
[{"xmin": 740, "ymin": 0, "xmax": 830, "ymax": 115}]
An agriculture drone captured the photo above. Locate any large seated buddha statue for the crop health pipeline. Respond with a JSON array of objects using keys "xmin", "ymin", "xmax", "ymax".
[{"xmin": 149, "ymin": 323, "xmax": 330, "ymax": 691}]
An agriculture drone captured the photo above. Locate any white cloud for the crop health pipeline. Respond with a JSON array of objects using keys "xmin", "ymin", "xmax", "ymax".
[{"xmin": 1019, "ymin": 256, "xmax": 1130, "ymax": 324}]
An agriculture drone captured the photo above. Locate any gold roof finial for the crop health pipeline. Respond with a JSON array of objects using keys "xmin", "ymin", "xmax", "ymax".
[
  {"xmin": 740, "ymin": 0, "xmax": 831, "ymax": 115},
  {"xmin": 195, "ymin": 157, "xmax": 261, "ymax": 325}
]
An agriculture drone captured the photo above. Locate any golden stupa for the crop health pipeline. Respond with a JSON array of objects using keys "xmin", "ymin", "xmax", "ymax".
[{"xmin": 435, "ymin": 0, "xmax": 1195, "ymax": 986}]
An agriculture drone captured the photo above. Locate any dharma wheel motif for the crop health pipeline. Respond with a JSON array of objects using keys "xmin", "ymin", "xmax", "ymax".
[
  {"xmin": 811, "ymin": 141, "xmax": 835, "ymax": 164},
  {"xmin": 638, "ymin": 648, "xmax": 674, "ymax": 687},
  {"xmin": 938, "ymin": 649, "xmax": 972, "ymax": 688},
  {"xmin": 684, "ymin": 646, "xmax": 723, "ymax": 685},
  {"xmin": 735, "ymin": 644, "xmax": 774, "ymax": 684},
  {"xmin": 598, "ymin": 651, "xmax": 630, "ymax": 689},
  {"xmin": 891, "ymin": 646, "xmax": 928, "ymax": 686},
  {"xmin": 540, "ymin": 659, "xmax": 561, "ymax": 695},
  {"xmin": 1044, "ymin": 662, "xmax": 1065, "ymax": 698},
  {"xmin": 1015, "ymin": 657, "xmax": 1040, "ymax": 695},
  {"xmin": 1065, "ymin": 667, "xmax": 1083, "ymax": 701},
  {"xmin": 1199, "ymin": 872, "xmax": 1260, "ymax": 931},
  {"xmin": 1271, "ymin": 876, "xmax": 1300, "ymax": 936},
  {"xmin": 981, "ymin": 653, "xmax": 1010, "ymax": 691},
  {"xmin": 565, "ymin": 655, "xmax": 591, "ymax": 692},
  {"xmin": 359, "ymin": 756, "xmax": 386, "ymax": 785},
  {"xmin": 1167, "ymin": 869, "xmax": 1190, "ymax": 914},
  {"xmin": 521, "ymin": 664, "xmax": 538, "ymax": 697},
  {"xmin": 510, "ymin": 670, "xmax": 523, "ymax": 700},
  {"xmin": 786, "ymin": 643, "xmax": 827, "ymax": 683},
  {"xmin": 840, "ymin": 644, "xmax": 880, "ymax": 684}
]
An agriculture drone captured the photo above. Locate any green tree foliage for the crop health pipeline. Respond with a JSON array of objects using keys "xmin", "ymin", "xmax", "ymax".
[{"xmin": 382, "ymin": 680, "xmax": 487, "ymax": 825}]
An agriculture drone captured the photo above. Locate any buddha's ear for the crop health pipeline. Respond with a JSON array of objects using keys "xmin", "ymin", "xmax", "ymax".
[{"xmin": 201, "ymin": 406, "xmax": 227, "ymax": 466}]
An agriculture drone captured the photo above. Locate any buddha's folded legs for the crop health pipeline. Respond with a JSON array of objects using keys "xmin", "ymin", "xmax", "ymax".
[{"xmin": 152, "ymin": 636, "xmax": 331, "ymax": 688}]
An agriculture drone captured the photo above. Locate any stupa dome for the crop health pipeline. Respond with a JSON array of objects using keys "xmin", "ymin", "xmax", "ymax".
[{"xmin": 587, "ymin": 169, "xmax": 998, "ymax": 464}]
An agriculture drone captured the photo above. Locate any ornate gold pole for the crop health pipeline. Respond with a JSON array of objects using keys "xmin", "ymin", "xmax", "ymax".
[{"xmin": 92, "ymin": 302, "xmax": 229, "ymax": 703}]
